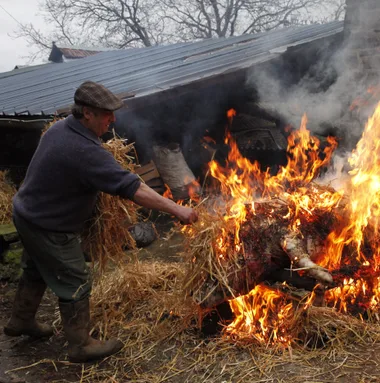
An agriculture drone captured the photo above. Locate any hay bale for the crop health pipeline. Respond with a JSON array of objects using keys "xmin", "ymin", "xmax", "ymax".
[
  {"xmin": 41, "ymin": 118, "xmax": 60, "ymax": 136},
  {"xmin": 81, "ymin": 137, "xmax": 141, "ymax": 269},
  {"xmin": 0, "ymin": 171, "xmax": 16, "ymax": 225}
]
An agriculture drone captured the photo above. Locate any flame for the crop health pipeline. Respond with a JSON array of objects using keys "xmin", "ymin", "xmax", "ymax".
[
  {"xmin": 163, "ymin": 178, "xmax": 200, "ymax": 203},
  {"xmin": 227, "ymin": 108, "xmax": 236, "ymax": 120},
  {"xmin": 187, "ymin": 178, "xmax": 201, "ymax": 203},
  {"xmin": 187, "ymin": 102, "xmax": 380, "ymax": 344},
  {"xmin": 322, "ymin": 102, "xmax": 380, "ymax": 269},
  {"xmin": 163, "ymin": 184, "xmax": 173, "ymax": 199},
  {"xmin": 225, "ymin": 285, "xmax": 293, "ymax": 345},
  {"xmin": 316, "ymin": 102, "xmax": 380, "ymax": 315},
  {"xmin": 268, "ymin": 115, "xmax": 338, "ymax": 187},
  {"xmin": 203, "ymin": 110, "xmax": 343, "ymax": 344},
  {"xmin": 203, "ymin": 136, "xmax": 216, "ymax": 145},
  {"xmin": 209, "ymin": 112, "xmax": 341, "ymax": 246}
]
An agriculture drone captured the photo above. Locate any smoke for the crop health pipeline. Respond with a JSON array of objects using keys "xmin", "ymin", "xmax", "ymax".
[
  {"xmin": 115, "ymin": 109, "xmax": 155, "ymax": 163},
  {"xmin": 320, "ymin": 151, "xmax": 351, "ymax": 191},
  {"xmin": 246, "ymin": 1, "xmax": 380, "ymax": 150},
  {"xmin": 111, "ymin": 1, "xmax": 380, "ymax": 184},
  {"xmin": 114, "ymin": 84, "xmax": 237, "ymax": 173}
]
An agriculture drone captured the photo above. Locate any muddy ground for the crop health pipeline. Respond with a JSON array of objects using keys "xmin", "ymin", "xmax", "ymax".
[
  {"xmin": 0, "ymin": 217, "xmax": 181, "ymax": 383},
  {"xmin": 0, "ymin": 284, "xmax": 80, "ymax": 383},
  {"xmin": 1, "ymin": 220, "xmax": 380, "ymax": 383}
]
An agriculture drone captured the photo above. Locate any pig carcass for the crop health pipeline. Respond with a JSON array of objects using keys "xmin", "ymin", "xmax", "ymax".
[{"xmin": 191, "ymin": 199, "xmax": 339, "ymax": 309}]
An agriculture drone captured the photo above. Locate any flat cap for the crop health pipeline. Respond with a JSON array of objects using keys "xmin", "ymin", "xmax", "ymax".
[{"xmin": 74, "ymin": 81, "xmax": 124, "ymax": 111}]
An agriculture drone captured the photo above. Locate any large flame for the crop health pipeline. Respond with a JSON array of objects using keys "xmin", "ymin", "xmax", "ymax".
[
  {"xmin": 322, "ymin": 103, "xmax": 380, "ymax": 269},
  {"xmin": 209, "ymin": 110, "xmax": 341, "ymax": 245},
  {"xmin": 226, "ymin": 284, "xmax": 293, "ymax": 345},
  {"xmin": 317, "ymin": 103, "xmax": 380, "ymax": 314},
  {"xmin": 196, "ymin": 103, "xmax": 380, "ymax": 344}
]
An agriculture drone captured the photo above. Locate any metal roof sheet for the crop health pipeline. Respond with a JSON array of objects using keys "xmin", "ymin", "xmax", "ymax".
[
  {"xmin": 0, "ymin": 21, "xmax": 343, "ymax": 116},
  {"xmin": 0, "ymin": 63, "xmax": 54, "ymax": 80}
]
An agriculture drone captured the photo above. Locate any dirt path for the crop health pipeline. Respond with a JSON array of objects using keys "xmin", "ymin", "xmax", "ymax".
[{"xmin": 0, "ymin": 283, "xmax": 83, "ymax": 383}]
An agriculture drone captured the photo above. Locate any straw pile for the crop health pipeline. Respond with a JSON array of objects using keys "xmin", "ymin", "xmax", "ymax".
[
  {"xmin": 181, "ymin": 202, "xmax": 229, "ymax": 305},
  {"xmin": 9, "ymin": 234, "xmax": 379, "ymax": 381},
  {"xmin": 73, "ymin": 257, "xmax": 380, "ymax": 383},
  {"xmin": 90, "ymin": 261, "xmax": 196, "ymax": 340},
  {"xmin": 41, "ymin": 117, "xmax": 62, "ymax": 135},
  {"xmin": 181, "ymin": 199, "xmax": 287, "ymax": 307},
  {"xmin": 0, "ymin": 170, "xmax": 16, "ymax": 224},
  {"xmin": 81, "ymin": 137, "xmax": 141, "ymax": 268}
]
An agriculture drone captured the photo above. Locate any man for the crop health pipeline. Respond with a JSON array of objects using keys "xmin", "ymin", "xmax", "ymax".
[{"xmin": 4, "ymin": 81, "xmax": 198, "ymax": 363}]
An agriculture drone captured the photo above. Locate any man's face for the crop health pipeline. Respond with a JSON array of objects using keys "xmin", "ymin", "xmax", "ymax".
[{"xmin": 83, "ymin": 107, "xmax": 116, "ymax": 137}]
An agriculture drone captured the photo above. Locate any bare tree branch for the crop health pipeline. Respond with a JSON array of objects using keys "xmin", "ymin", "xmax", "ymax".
[{"xmin": 14, "ymin": 0, "xmax": 345, "ymax": 63}]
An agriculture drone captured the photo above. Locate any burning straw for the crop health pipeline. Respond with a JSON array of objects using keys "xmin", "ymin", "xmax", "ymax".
[
  {"xmin": 181, "ymin": 201, "xmax": 239, "ymax": 306},
  {"xmin": 0, "ymin": 170, "xmax": 16, "ymax": 224},
  {"xmin": 180, "ymin": 105, "xmax": 380, "ymax": 350},
  {"xmin": 223, "ymin": 283, "xmax": 378, "ymax": 350},
  {"xmin": 75, "ymin": 259, "xmax": 380, "ymax": 383}
]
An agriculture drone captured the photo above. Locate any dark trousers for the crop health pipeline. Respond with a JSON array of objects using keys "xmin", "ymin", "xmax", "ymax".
[{"xmin": 13, "ymin": 214, "xmax": 92, "ymax": 302}]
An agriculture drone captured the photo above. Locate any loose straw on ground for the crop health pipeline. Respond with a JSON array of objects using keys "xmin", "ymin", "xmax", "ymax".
[{"xmin": 78, "ymin": 259, "xmax": 380, "ymax": 383}]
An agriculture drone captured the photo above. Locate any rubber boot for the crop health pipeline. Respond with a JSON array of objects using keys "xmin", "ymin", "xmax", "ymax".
[
  {"xmin": 4, "ymin": 273, "xmax": 54, "ymax": 338},
  {"xmin": 59, "ymin": 297, "xmax": 123, "ymax": 363}
]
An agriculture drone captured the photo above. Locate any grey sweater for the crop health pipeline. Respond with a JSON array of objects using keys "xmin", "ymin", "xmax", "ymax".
[{"xmin": 13, "ymin": 115, "xmax": 141, "ymax": 233}]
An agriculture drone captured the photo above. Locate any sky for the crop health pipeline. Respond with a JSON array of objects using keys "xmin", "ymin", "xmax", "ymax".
[
  {"xmin": 0, "ymin": 0, "xmax": 46, "ymax": 73},
  {"xmin": 0, "ymin": 1, "xmax": 341, "ymax": 74}
]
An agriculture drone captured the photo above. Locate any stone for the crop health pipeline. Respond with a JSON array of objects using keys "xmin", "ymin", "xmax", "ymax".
[
  {"xmin": 8, "ymin": 241, "xmax": 23, "ymax": 251},
  {"xmin": 0, "ymin": 223, "xmax": 17, "ymax": 241},
  {"xmin": 0, "ymin": 223, "xmax": 19, "ymax": 257},
  {"xmin": 0, "ymin": 246, "xmax": 23, "ymax": 281},
  {"xmin": 3, "ymin": 246, "xmax": 23, "ymax": 265},
  {"xmin": 3, "ymin": 231, "xmax": 19, "ymax": 242},
  {"xmin": 129, "ymin": 222, "xmax": 157, "ymax": 248}
]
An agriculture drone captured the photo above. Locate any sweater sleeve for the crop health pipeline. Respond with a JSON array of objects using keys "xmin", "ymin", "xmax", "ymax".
[{"xmin": 78, "ymin": 144, "xmax": 141, "ymax": 199}]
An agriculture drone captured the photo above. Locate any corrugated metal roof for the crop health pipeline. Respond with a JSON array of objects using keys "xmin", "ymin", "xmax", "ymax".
[
  {"xmin": 0, "ymin": 63, "xmax": 53, "ymax": 80},
  {"xmin": 0, "ymin": 21, "xmax": 343, "ymax": 116}
]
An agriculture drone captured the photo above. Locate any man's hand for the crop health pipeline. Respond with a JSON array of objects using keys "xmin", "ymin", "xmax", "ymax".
[
  {"xmin": 174, "ymin": 205, "xmax": 199, "ymax": 224},
  {"xmin": 133, "ymin": 183, "xmax": 199, "ymax": 224}
]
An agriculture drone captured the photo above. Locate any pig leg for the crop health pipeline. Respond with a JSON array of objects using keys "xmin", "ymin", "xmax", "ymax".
[{"xmin": 282, "ymin": 233, "xmax": 333, "ymax": 285}]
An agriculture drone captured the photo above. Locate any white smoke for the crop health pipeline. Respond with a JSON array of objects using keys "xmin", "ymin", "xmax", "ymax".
[
  {"xmin": 246, "ymin": 1, "xmax": 380, "ymax": 149},
  {"xmin": 319, "ymin": 152, "xmax": 351, "ymax": 191}
]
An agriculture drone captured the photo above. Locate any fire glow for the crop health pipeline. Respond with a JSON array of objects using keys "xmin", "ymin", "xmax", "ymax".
[{"xmin": 196, "ymin": 103, "xmax": 380, "ymax": 344}]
